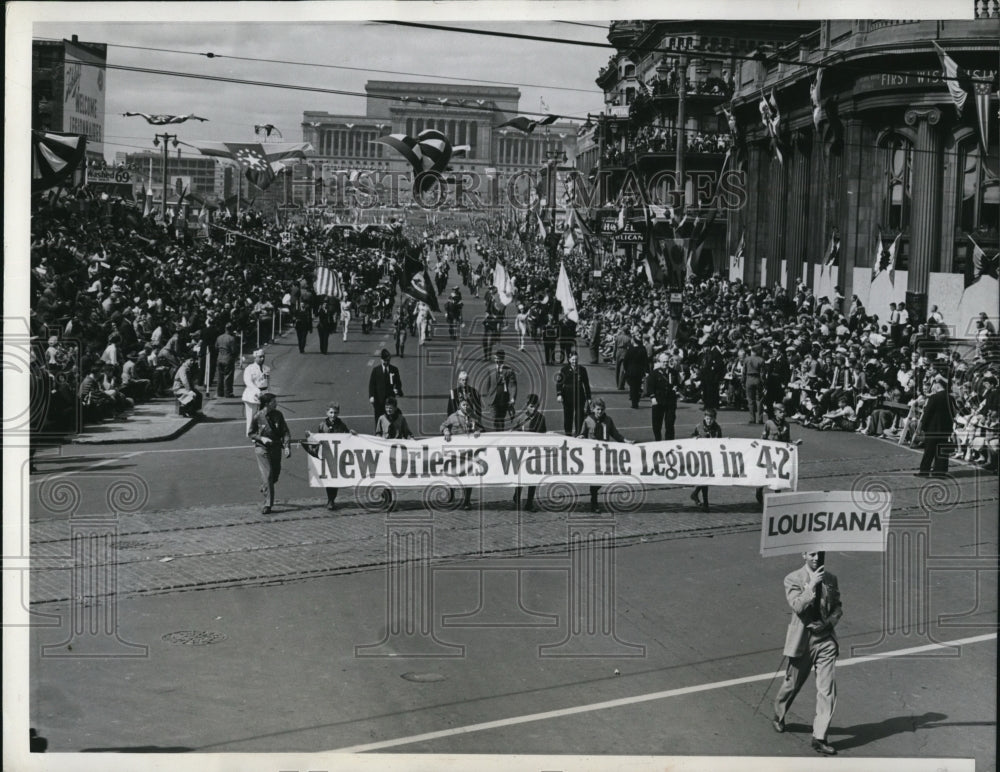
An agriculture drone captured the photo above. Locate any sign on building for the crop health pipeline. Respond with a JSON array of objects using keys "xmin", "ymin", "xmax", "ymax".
[
  {"xmin": 85, "ymin": 167, "xmax": 134, "ymax": 198},
  {"xmin": 63, "ymin": 43, "xmax": 106, "ymax": 156}
]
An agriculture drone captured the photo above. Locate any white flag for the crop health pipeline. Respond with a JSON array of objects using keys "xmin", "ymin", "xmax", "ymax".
[
  {"xmin": 555, "ymin": 262, "xmax": 579, "ymax": 323},
  {"xmin": 493, "ymin": 259, "xmax": 515, "ymax": 306}
]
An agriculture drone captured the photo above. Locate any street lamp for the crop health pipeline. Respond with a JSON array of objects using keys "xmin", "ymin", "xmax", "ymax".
[
  {"xmin": 153, "ymin": 133, "xmax": 180, "ymax": 217},
  {"xmin": 543, "ymin": 148, "xmax": 568, "ymax": 270}
]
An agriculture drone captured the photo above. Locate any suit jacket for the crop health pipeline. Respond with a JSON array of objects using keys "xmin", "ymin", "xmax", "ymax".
[
  {"xmin": 781, "ymin": 564, "xmax": 843, "ymax": 658},
  {"xmin": 369, "ymin": 363, "xmax": 403, "ymax": 404},
  {"xmin": 482, "ymin": 364, "xmax": 517, "ymax": 409},
  {"xmin": 645, "ymin": 367, "xmax": 680, "ymax": 403},
  {"xmin": 447, "ymin": 384, "xmax": 482, "ymax": 422},
  {"xmin": 556, "ymin": 364, "xmax": 592, "ymax": 404},
  {"xmin": 622, "ymin": 343, "xmax": 649, "ymax": 378},
  {"xmin": 919, "ymin": 389, "xmax": 955, "ymax": 437}
]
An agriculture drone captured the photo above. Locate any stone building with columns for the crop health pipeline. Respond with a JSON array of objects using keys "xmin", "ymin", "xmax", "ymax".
[
  {"xmin": 302, "ymin": 80, "xmax": 578, "ymax": 209},
  {"xmin": 727, "ymin": 17, "xmax": 998, "ymax": 334}
]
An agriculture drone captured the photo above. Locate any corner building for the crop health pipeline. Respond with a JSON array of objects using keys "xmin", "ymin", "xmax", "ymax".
[{"xmin": 727, "ymin": 17, "xmax": 998, "ymax": 332}]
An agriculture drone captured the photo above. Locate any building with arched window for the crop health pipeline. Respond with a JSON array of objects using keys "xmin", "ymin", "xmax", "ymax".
[{"xmin": 726, "ymin": 17, "xmax": 998, "ymax": 335}]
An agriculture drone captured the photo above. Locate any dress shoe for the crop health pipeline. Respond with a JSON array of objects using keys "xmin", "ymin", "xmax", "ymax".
[
  {"xmin": 702, "ymin": 501, "xmax": 710, "ymax": 512},
  {"xmin": 811, "ymin": 738, "xmax": 836, "ymax": 755},
  {"xmin": 690, "ymin": 491, "xmax": 701, "ymax": 505},
  {"xmin": 524, "ymin": 503, "xmax": 535, "ymax": 513},
  {"xmin": 326, "ymin": 501, "xmax": 336, "ymax": 511},
  {"xmin": 913, "ymin": 471, "xmax": 929, "ymax": 477},
  {"xmin": 771, "ymin": 717, "xmax": 784, "ymax": 733},
  {"xmin": 261, "ymin": 505, "xmax": 271, "ymax": 515}
]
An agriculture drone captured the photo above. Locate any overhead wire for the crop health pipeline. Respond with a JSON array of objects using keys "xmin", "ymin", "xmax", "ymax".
[{"xmin": 376, "ymin": 20, "xmax": 996, "ymax": 85}]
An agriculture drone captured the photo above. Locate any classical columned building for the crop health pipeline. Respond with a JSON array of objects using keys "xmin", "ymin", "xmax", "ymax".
[{"xmin": 728, "ymin": 17, "xmax": 998, "ymax": 333}]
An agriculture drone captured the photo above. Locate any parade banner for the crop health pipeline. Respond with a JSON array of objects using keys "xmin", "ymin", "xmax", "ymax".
[
  {"xmin": 760, "ymin": 490, "xmax": 892, "ymax": 558},
  {"xmin": 304, "ymin": 433, "xmax": 799, "ymax": 490}
]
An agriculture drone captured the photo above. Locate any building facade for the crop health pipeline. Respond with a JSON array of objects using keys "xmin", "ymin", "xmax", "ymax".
[
  {"xmin": 586, "ymin": 20, "xmax": 816, "ymax": 279},
  {"xmin": 302, "ymin": 80, "xmax": 579, "ymax": 210},
  {"xmin": 124, "ymin": 151, "xmax": 226, "ymax": 204},
  {"xmin": 727, "ymin": 16, "xmax": 998, "ymax": 332},
  {"xmin": 32, "ymin": 35, "xmax": 108, "ymax": 162}
]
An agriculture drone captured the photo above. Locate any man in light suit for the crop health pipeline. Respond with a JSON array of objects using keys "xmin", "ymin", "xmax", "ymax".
[
  {"xmin": 368, "ymin": 348, "xmax": 404, "ymax": 429},
  {"xmin": 772, "ymin": 550, "xmax": 843, "ymax": 756}
]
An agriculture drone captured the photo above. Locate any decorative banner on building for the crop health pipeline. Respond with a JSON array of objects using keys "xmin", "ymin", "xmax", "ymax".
[
  {"xmin": 760, "ymin": 490, "xmax": 892, "ymax": 558},
  {"xmin": 304, "ymin": 434, "xmax": 799, "ymax": 490}
]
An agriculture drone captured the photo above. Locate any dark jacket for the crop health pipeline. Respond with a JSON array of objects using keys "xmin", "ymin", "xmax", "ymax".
[
  {"xmin": 556, "ymin": 363, "xmax": 592, "ymax": 403},
  {"xmin": 919, "ymin": 389, "xmax": 955, "ymax": 437},
  {"xmin": 622, "ymin": 343, "xmax": 650, "ymax": 379},
  {"xmin": 368, "ymin": 362, "xmax": 404, "ymax": 404}
]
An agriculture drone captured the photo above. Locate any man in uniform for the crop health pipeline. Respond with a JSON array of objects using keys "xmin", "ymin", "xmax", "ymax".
[
  {"xmin": 743, "ymin": 344, "xmax": 765, "ymax": 423},
  {"xmin": 556, "ymin": 349, "xmax": 592, "ymax": 436},
  {"xmin": 447, "ymin": 370, "xmax": 482, "ymax": 427},
  {"xmin": 646, "ymin": 351, "xmax": 681, "ymax": 441},
  {"xmin": 772, "ymin": 551, "xmax": 843, "ymax": 756},
  {"xmin": 248, "ymin": 392, "xmax": 292, "ymax": 515}
]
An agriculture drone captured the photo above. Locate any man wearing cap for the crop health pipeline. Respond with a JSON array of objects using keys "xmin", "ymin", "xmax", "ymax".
[
  {"xmin": 772, "ymin": 550, "xmax": 843, "ymax": 756},
  {"xmin": 303, "ymin": 402, "xmax": 357, "ymax": 510},
  {"xmin": 447, "ymin": 370, "xmax": 482, "ymax": 427},
  {"xmin": 690, "ymin": 407, "xmax": 722, "ymax": 511},
  {"xmin": 248, "ymin": 392, "xmax": 292, "ymax": 515},
  {"xmin": 369, "ymin": 349, "xmax": 404, "ymax": 429},
  {"xmin": 242, "ymin": 349, "xmax": 270, "ymax": 435},
  {"xmin": 513, "ymin": 393, "xmax": 547, "ymax": 512},
  {"xmin": 482, "ymin": 348, "xmax": 517, "ymax": 430},
  {"xmin": 556, "ymin": 349, "xmax": 592, "ymax": 436},
  {"xmin": 699, "ymin": 337, "xmax": 726, "ymax": 412},
  {"xmin": 578, "ymin": 398, "xmax": 633, "ymax": 513},
  {"xmin": 214, "ymin": 323, "xmax": 239, "ymax": 398},
  {"xmin": 646, "ymin": 352, "xmax": 681, "ymax": 441}
]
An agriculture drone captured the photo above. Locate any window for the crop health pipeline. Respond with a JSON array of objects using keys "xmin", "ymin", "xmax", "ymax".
[
  {"xmin": 884, "ymin": 134, "xmax": 913, "ymax": 231},
  {"xmin": 623, "ymin": 63, "xmax": 636, "ymax": 78},
  {"xmin": 958, "ymin": 140, "xmax": 1000, "ymax": 235}
]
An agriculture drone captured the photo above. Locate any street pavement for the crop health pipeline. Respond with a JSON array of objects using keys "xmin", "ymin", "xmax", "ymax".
[{"xmin": 20, "ymin": 282, "xmax": 999, "ymax": 768}]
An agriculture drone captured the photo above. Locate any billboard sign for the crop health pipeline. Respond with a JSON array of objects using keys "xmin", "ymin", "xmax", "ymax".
[{"xmin": 63, "ymin": 42, "xmax": 106, "ymax": 156}]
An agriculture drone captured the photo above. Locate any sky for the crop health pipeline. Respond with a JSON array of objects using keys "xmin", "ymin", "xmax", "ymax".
[{"xmin": 32, "ymin": 18, "xmax": 613, "ymax": 161}]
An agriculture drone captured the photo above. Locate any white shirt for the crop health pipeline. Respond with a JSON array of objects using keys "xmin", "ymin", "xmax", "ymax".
[{"xmin": 242, "ymin": 362, "xmax": 269, "ymax": 405}]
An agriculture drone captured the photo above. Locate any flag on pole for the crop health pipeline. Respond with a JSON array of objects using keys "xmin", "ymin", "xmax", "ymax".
[
  {"xmin": 314, "ymin": 260, "xmax": 342, "ymax": 298},
  {"xmin": 821, "ymin": 228, "xmax": 841, "ymax": 274},
  {"xmin": 401, "ymin": 249, "xmax": 440, "ymax": 311},
  {"xmin": 734, "ymin": 231, "xmax": 746, "ymax": 266},
  {"xmin": 555, "ymin": 261, "xmax": 579, "ymax": 322},
  {"xmin": 932, "ymin": 42, "xmax": 968, "ymax": 117},
  {"xmin": 966, "ymin": 236, "xmax": 999, "ymax": 287},
  {"xmin": 493, "ymin": 259, "xmax": 515, "ymax": 306},
  {"xmin": 973, "ymin": 79, "xmax": 992, "ymax": 152},
  {"xmin": 872, "ymin": 229, "xmax": 901, "ymax": 285},
  {"xmin": 142, "ymin": 188, "xmax": 153, "ymax": 218}
]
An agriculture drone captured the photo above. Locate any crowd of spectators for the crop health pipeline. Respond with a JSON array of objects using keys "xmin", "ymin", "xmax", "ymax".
[
  {"xmin": 603, "ymin": 129, "xmax": 731, "ymax": 166},
  {"xmin": 28, "ymin": 191, "xmax": 425, "ymax": 434}
]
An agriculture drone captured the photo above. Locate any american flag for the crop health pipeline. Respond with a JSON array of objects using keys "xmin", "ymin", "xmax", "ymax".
[{"xmin": 314, "ymin": 257, "xmax": 342, "ymax": 298}]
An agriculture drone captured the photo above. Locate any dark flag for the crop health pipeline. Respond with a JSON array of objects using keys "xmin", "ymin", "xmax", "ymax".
[
  {"xmin": 967, "ymin": 237, "xmax": 999, "ymax": 288},
  {"xmin": 401, "ymin": 249, "xmax": 440, "ymax": 311},
  {"xmin": 498, "ymin": 114, "xmax": 559, "ymax": 134}
]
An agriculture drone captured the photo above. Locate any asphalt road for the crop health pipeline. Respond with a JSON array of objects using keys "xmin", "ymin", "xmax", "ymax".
[{"xmin": 23, "ymin": 275, "xmax": 999, "ymax": 768}]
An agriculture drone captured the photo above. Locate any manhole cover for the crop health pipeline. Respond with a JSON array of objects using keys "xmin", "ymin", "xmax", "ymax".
[
  {"xmin": 401, "ymin": 672, "xmax": 446, "ymax": 683},
  {"xmin": 161, "ymin": 630, "xmax": 227, "ymax": 646}
]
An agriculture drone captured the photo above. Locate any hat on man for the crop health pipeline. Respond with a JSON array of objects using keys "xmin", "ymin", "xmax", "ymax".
[
  {"xmin": 525, "ymin": 393, "xmax": 540, "ymax": 407},
  {"xmin": 380, "ymin": 348, "xmax": 391, "ymax": 361}
]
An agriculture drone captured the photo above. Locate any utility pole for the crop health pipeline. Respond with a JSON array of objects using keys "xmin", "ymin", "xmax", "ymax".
[
  {"xmin": 675, "ymin": 54, "xmax": 687, "ymax": 213},
  {"xmin": 153, "ymin": 132, "xmax": 178, "ymax": 218}
]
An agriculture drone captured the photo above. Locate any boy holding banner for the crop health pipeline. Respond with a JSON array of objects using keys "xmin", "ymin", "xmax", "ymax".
[
  {"xmin": 757, "ymin": 404, "xmax": 803, "ymax": 507},
  {"xmin": 512, "ymin": 394, "xmax": 547, "ymax": 512},
  {"xmin": 690, "ymin": 408, "xmax": 722, "ymax": 511}
]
